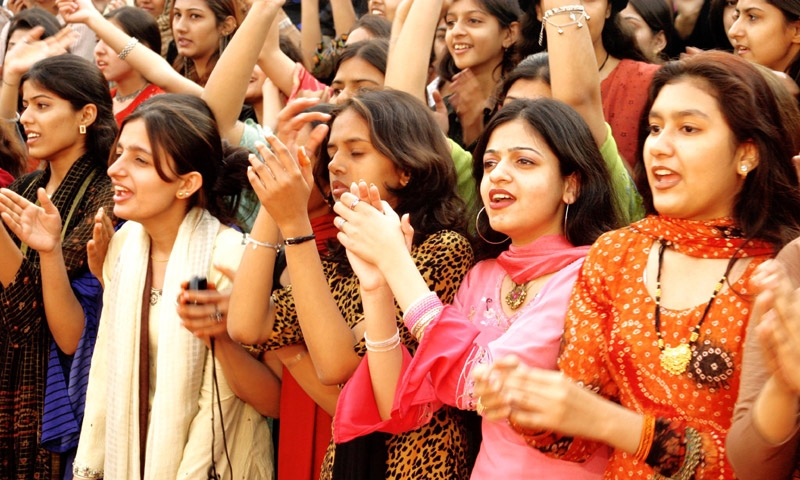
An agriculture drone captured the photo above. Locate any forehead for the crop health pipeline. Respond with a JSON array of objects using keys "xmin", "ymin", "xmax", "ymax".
[
  {"xmin": 505, "ymin": 78, "xmax": 552, "ymax": 102},
  {"xmin": 333, "ymin": 57, "xmax": 385, "ymax": 83},
  {"xmin": 650, "ymin": 79, "xmax": 721, "ymax": 116},
  {"xmin": 21, "ymin": 81, "xmax": 62, "ymax": 101},
  {"xmin": 448, "ymin": 0, "xmax": 485, "ymax": 14},
  {"xmin": 486, "ymin": 118, "xmax": 552, "ymax": 154},
  {"xmin": 173, "ymin": 0, "xmax": 213, "ymax": 11},
  {"xmin": 329, "ymin": 109, "xmax": 370, "ymax": 141}
]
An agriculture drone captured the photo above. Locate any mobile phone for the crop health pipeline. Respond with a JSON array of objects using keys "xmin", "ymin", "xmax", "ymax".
[{"xmin": 188, "ymin": 276, "xmax": 207, "ymax": 291}]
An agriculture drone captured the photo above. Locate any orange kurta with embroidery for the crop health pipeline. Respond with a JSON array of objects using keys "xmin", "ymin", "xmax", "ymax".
[{"xmin": 554, "ymin": 217, "xmax": 772, "ymax": 479}]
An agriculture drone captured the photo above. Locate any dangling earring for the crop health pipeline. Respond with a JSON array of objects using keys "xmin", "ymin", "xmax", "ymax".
[
  {"xmin": 563, "ymin": 203, "xmax": 570, "ymax": 234},
  {"xmin": 79, "ymin": 125, "xmax": 86, "ymax": 135},
  {"xmin": 475, "ymin": 206, "xmax": 509, "ymax": 245}
]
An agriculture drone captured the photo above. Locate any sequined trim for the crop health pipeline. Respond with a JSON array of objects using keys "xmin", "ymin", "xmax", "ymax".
[{"xmin": 73, "ymin": 463, "xmax": 104, "ymax": 478}]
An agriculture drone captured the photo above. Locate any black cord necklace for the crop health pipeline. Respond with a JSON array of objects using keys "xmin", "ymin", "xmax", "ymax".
[
  {"xmin": 653, "ymin": 241, "xmax": 727, "ymax": 375},
  {"xmin": 598, "ymin": 51, "xmax": 610, "ymax": 72}
]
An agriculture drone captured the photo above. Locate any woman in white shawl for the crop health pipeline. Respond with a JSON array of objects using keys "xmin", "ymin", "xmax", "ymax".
[{"xmin": 72, "ymin": 93, "xmax": 277, "ymax": 479}]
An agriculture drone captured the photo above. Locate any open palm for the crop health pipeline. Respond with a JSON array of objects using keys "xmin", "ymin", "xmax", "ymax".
[{"xmin": 0, "ymin": 188, "xmax": 63, "ymax": 253}]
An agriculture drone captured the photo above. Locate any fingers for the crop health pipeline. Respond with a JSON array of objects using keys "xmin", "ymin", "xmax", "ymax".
[
  {"xmin": 36, "ymin": 188, "xmax": 59, "ymax": 216},
  {"xmin": 305, "ymin": 123, "xmax": 329, "ymax": 161},
  {"xmin": 265, "ymin": 134, "xmax": 299, "ymax": 174},
  {"xmin": 215, "ymin": 263, "xmax": 237, "ymax": 282},
  {"xmin": 400, "ymin": 213, "xmax": 414, "ymax": 252}
]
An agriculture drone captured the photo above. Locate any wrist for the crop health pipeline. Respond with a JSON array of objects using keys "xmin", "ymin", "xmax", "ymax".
[{"xmin": 279, "ymin": 220, "xmax": 313, "ymax": 240}]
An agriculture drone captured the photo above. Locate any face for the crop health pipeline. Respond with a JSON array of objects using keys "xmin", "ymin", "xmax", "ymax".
[
  {"xmin": 136, "ymin": 0, "xmax": 166, "ymax": 18},
  {"xmin": 723, "ymin": 0, "xmax": 737, "ymax": 34},
  {"xmin": 367, "ymin": 0, "xmax": 400, "ymax": 21},
  {"xmin": 445, "ymin": 0, "xmax": 515, "ymax": 73},
  {"xmin": 95, "ymin": 22, "xmax": 137, "ymax": 83},
  {"xmin": 20, "ymin": 81, "xmax": 88, "ymax": 164},
  {"xmin": 480, "ymin": 119, "xmax": 574, "ymax": 245},
  {"xmin": 620, "ymin": 4, "xmax": 666, "ymax": 61},
  {"xmin": 108, "ymin": 119, "xmax": 195, "ymax": 224},
  {"xmin": 729, "ymin": 0, "xmax": 800, "ymax": 72},
  {"xmin": 345, "ymin": 26, "xmax": 373, "ymax": 45},
  {"xmin": 503, "ymin": 78, "xmax": 552, "ymax": 106},
  {"xmin": 244, "ymin": 65, "xmax": 267, "ymax": 102},
  {"xmin": 644, "ymin": 80, "xmax": 756, "ymax": 220},
  {"xmin": 326, "ymin": 109, "xmax": 407, "ymax": 207},
  {"xmin": 172, "ymin": 0, "xmax": 225, "ymax": 62},
  {"xmin": 433, "ymin": 19, "xmax": 448, "ymax": 68},
  {"xmin": 329, "ymin": 57, "xmax": 385, "ymax": 104}
]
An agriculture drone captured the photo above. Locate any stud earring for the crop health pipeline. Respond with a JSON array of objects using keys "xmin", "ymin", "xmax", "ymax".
[
  {"xmin": 79, "ymin": 125, "xmax": 86, "ymax": 135},
  {"xmin": 178, "ymin": 192, "xmax": 185, "ymax": 198},
  {"xmin": 740, "ymin": 165, "xmax": 748, "ymax": 176}
]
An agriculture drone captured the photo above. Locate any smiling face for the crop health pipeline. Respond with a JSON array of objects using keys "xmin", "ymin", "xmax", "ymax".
[
  {"xmin": 644, "ymin": 79, "xmax": 757, "ymax": 220},
  {"xmin": 326, "ymin": 108, "xmax": 407, "ymax": 207},
  {"xmin": 729, "ymin": 0, "xmax": 800, "ymax": 72},
  {"xmin": 20, "ymin": 81, "xmax": 89, "ymax": 165},
  {"xmin": 108, "ymin": 119, "xmax": 198, "ymax": 225},
  {"xmin": 480, "ymin": 119, "xmax": 574, "ymax": 245},
  {"xmin": 445, "ymin": 0, "xmax": 515, "ymax": 73},
  {"xmin": 367, "ymin": 0, "xmax": 400, "ymax": 21},
  {"xmin": 329, "ymin": 57, "xmax": 385, "ymax": 104},
  {"xmin": 172, "ymin": 0, "xmax": 224, "ymax": 63}
]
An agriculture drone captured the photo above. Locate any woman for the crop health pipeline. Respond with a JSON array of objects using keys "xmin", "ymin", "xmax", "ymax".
[
  {"xmin": 96, "ymin": 6, "xmax": 164, "ymax": 125},
  {"xmin": 473, "ymin": 50, "xmax": 800, "ymax": 479},
  {"xmin": 0, "ymin": 52, "xmax": 117, "ymax": 478},
  {"xmin": 619, "ymin": 0, "xmax": 672, "ymax": 63},
  {"xmin": 72, "ymin": 94, "xmax": 275, "ymax": 479},
  {"xmin": 728, "ymin": 0, "xmax": 800, "ymax": 87},
  {"xmin": 726, "ymin": 247, "xmax": 800, "ymax": 479},
  {"xmin": 227, "ymin": 88, "xmax": 477, "ymax": 479},
  {"xmin": 170, "ymin": 0, "xmax": 239, "ymax": 86},
  {"xmin": 519, "ymin": 0, "xmax": 657, "ymax": 168},
  {"xmin": 332, "ymin": 95, "xmax": 621, "ymax": 479},
  {"xmin": 437, "ymin": 0, "xmax": 520, "ymax": 149}
]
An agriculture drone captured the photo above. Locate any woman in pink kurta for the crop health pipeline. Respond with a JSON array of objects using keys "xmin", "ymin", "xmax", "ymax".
[{"xmin": 332, "ymin": 97, "xmax": 624, "ymax": 479}]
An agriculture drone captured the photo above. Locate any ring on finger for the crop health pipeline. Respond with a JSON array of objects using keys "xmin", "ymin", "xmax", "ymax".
[
  {"xmin": 336, "ymin": 217, "xmax": 347, "ymax": 229},
  {"xmin": 476, "ymin": 397, "xmax": 486, "ymax": 416},
  {"xmin": 349, "ymin": 198, "xmax": 360, "ymax": 210},
  {"xmin": 212, "ymin": 306, "xmax": 223, "ymax": 323}
]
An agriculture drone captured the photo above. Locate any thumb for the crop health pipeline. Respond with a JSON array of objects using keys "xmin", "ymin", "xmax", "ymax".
[
  {"xmin": 215, "ymin": 263, "xmax": 237, "ymax": 282},
  {"xmin": 400, "ymin": 213, "xmax": 414, "ymax": 252},
  {"xmin": 36, "ymin": 188, "xmax": 59, "ymax": 216},
  {"xmin": 433, "ymin": 90, "xmax": 447, "ymax": 113}
]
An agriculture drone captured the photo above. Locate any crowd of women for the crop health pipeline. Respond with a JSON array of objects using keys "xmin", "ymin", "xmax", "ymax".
[{"xmin": 0, "ymin": 0, "xmax": 799, "ymax": 478}]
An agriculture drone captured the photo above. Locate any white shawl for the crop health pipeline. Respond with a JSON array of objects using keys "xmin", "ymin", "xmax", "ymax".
[{"xmin": 75, "ymin": 208, "xmax": 219, "ymax": 478}]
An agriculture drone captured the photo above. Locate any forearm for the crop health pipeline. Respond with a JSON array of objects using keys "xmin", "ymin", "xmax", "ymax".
[
  {"xmin": 385, "ymin": 0, "xmax": 444, "ymax": 103},
  {"xmin": 0, "ymin": 71, "xmax": 22, "ymax": 121},
  {"xmin": 275, "ymin": 347, "xmax": 340, "ymax": 416},
  {"xmin": 362, "ymin": 286, "xmax": 403, "ymax": 420},
  {"xmin": 300, "ymin": 0, "xmax": 322, "ymax": 68},
  {"xmin": 227, "ymin": 209, "xmax": 280, "ymax": 344},
  {"xmin": 85, "ymin": 13, "xmax": 200, "ymax": 95},
  {"xmin": 283, "ymin": 221, "xmax": 361, "ymax": 385},
  {"xmin": 212, "ymin": 334, "xmax": 282, "ymax": 418},
  {"xmin": 330, "ymin": 0, "xmax": 357, "ymax": 37},
  {"xmin": 202, "ymin": 0, "xmax": 282, "ymax": 139},
  {"xmin": 544, "ymin": 0, "xmax": 606, "ymax": 147},
  {"xmin": 377, "ymin": 252, "xmax": 432, "ymax": 314},
  {"xmin": 40, "ymin": 247, "xmax": 85, "ymax": 354},
  {"xmin": 753, "ymin": 376, "xmax": 800, "ymax": 444},
  {"xmin": 259, "ymin": 14, "xmax": 298, "ymax": 98}
]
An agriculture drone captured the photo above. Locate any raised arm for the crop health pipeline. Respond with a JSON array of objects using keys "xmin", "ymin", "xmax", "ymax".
[
  {"xmin": 384, "ymin": 0, "xmax": 444, "ymax": 103},
  {"xmin": 545, "ymin": 0, "xmax": 607, "ymax": 147},
  {"xmin": 300, "ymin": 0, "xmax": 322, "ymax": 69},
  {"xmin": 259, "ymin": 11, "xmax": 298, "ymax": 98},
  {"xmin": 58, "ymin": 0, "xmax": 202, "ymax": 96},
  {"xmin": 202, "ymin": 0, "xmax": 284, "ymax": 144}
]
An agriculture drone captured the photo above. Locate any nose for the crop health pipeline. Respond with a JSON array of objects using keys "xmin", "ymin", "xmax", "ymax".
[
  {"xmin": 487, "ymin": 157, "xmax": 512, "ymax": 183},
  {"xmin": 94, "ymin": 39, "xmax": 107, "ymax": 56},
  {"xmin": 19, "ymin": 105, "xmax": 32, "ymax": 125},
  {"xmin": 173, "ymin": 15, "xmax": 187, "ymax": 32},
  {"xmin": 333, "ymin": 88, "xmax": 351, "ymax": 105},
  {"xmin": 328, "ymin": 152, "xmax": 345, "ymax": 176},
  {"xmin": 728, "ymin": 15, "xmax": 743, "ymax": 39},
  {"xmin": 644, "ymin": 126, "xmax": 674, "ymax": 159}
]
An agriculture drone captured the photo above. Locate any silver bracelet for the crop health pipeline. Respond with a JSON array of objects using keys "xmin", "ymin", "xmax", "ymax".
[
  {"xmin": 364, "ymin": 328, "xmax": 401, "ymax": 353},
  {"xmin": 539, "ymin": 5, "xmax": 590, "ymax": 46},
  {"xmin": 118, "ymin": 37, "xmax": 139, "ymax": 60},
  {"xmin": 242, "ymin": 233, "xmax": 282, "ymax": 253}
]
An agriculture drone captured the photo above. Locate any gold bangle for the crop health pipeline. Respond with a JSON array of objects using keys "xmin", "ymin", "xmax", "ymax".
[{"xmin": 634, "ymin": 414, "xmax": 656, "ymax": 463}]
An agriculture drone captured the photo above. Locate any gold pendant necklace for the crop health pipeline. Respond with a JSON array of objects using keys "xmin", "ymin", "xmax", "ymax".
[
  {"xmin": 654, "ymin": 242, "xmax": 726, "ymax": 375},
  {"xmin": 505, "ymin": 278, "xmax": 532, "ymax": 310}
]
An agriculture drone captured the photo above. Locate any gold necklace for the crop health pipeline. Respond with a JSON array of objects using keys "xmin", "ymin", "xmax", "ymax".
[
  {"xmin": 654, "ymin": 242, "xmax": 727, "ymax": 375},
  {"xmin": 505, "ymin": 277, "xmax": 533, "ymax": 310}
]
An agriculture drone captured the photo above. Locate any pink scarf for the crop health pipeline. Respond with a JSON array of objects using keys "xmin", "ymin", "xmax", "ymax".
[{"xmin": 496, "ymin": 235, "xmax": 590, "ymax": 284}]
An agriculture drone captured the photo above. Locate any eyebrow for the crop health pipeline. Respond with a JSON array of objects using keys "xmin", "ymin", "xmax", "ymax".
[
  {"xmin": 485, "ymin": 146, "xmax": 542, "ymax": 155},
  {"xmin": 117, "ymin": 143, "xmax": 153, "ymax": 156},
  {"xmin": 649, "ymin": 109, "xmax": 711, "ymax": 120}
]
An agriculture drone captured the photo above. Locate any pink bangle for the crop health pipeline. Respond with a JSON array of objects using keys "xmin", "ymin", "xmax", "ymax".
[{"xmin": 403, "ymin": 291, "xmax": 442, "ymax": 334}]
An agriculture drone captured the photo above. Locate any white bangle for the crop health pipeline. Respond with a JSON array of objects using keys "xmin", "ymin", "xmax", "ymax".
[
  {"xmin": 242, "ymin": 233, "xmax": 282, "ymax": 253},
  {"xmin": 364, "ymin": 328, "xmax": 401, "ymax": 353},
  {"xmin": 278, "ymin": 18, "xmax": 293, "ymax": 31},
  {"xmin": 118, "ymin": 37, "xmax": 139, "ymax": 60}
]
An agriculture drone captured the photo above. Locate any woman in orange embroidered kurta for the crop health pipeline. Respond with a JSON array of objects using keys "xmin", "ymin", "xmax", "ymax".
[{"xmin": 471, "ymin": 47, "xmax": 800, "ymax": 479}]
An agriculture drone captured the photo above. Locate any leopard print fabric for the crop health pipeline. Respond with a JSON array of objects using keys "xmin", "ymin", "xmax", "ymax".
[{"xmin": 267, "ymin": 230, "xmax": 476, "ymax": 479}]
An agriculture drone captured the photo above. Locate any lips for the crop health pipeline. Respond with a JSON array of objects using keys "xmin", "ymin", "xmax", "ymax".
[
  {"xmin": 330, "ymin": 180, "xmax": 349, "ymax": 199},
  {"xmin": 112, "ymin": 184, "xmax": 134, "ymax": 203},
  {"xmin": 176, "ymin": 37, "xmax": 192, "ymax": 48},
  {"xmin": 650, "ymin": 166, "xmax": 680, "ymax": 189},
  {"xmin": 452, "ymin": 43, "xmax": 472, "ymax": 54},
  {"xmin": 25, "ymin": 132, "xmax": 40, "ymax": 146},
  {"xmin": 488, "ymin": 188, "xmax": 515, "ymax": 209}
]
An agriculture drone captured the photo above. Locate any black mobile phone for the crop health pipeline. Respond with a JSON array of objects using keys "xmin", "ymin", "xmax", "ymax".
[{"xmin": 188, "ymin": 276, "xmax": 207, "ymax": 291}]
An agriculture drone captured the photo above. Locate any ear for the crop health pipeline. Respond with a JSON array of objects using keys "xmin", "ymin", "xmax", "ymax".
[
  {"xmin": 736, "ymin": 140, "xmax": 759, "ymax": 176},
  {"xmin": 398, "ymin": 169, "xmax": 411, "ymax": 188},
  {"xmin": 219, "ymin": 15, "xmax": 237, "ymax": 36},
  {"xmin": 177, "ymin": 171, "xmax": 203, "ymax": 198},
  {"xmin": 534, "ymin": 2, "xmax": 543, "ymax": 21},
  {"xmin": 652, "ymin": 30, "xmax": 667, "ymax": 57},
  {"xmin": 562, "ymin": 172, "xmax": 579, "ymax": 205},
  {"xmin": 791, "ymin": 19, "xmax": 800, "ymax": 44},
  {"xmin": 504, "ymin": 21, "xmax": 520, "ymax": 49},
  {"xmin": 78, "ymin": 104, "xmax": 98, "ymax": 128}
]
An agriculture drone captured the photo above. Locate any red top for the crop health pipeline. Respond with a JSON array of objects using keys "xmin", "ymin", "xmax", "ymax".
[
  {"xmin": 112, "ymin": 84, "xmax": 165, "ymax": 127},
  {"xmin": 0, "ymin": 168, "xmax": 14, "ymax": 188},
  {"xmin": 601, "ymin": 59, "xmax": 660, "ymax": 170}
]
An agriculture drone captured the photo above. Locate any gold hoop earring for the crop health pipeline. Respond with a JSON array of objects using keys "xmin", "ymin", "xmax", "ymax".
[{"xmin": 475, "ymin": 206, "xmax": 509, "ymax": 245}]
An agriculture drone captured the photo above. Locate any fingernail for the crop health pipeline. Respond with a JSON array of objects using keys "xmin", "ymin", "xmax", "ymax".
[{"xmin": 254, "ymin": 141, "xmax": 265, "ymax": 149}]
